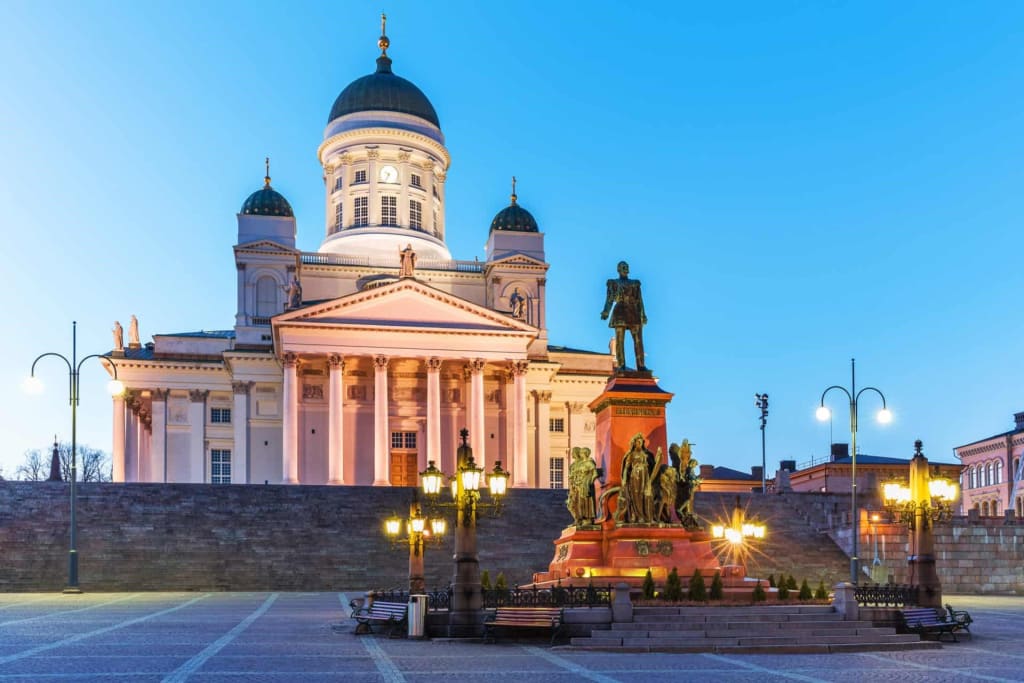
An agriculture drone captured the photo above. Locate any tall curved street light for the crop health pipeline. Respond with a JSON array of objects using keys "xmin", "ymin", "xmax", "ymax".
[
  {"xmin": 25, "ymin": 321, "xmax": 123, "ymax": 593},
  {"xmin": 816, "ymin": 358, "xmax": 891, "ymax": 585}
]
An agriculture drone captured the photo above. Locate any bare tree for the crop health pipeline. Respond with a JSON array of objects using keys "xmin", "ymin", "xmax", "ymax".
[
  {"xmin": 17, "ymin": 442, "xmax": 112, "ymax": 482},
  {"xmin": 16, "ymin": 449, "xmax": 48, "ymax": 481}
]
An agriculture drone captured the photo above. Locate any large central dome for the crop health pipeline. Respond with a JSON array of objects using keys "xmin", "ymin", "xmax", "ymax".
[{"xmin": 327, "ymin": 55, "xmax": 440, "ymax": 128}]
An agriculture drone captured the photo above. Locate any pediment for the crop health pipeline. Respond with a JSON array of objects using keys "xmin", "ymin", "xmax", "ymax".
[
  {"xmin": 234, "ymin": 240, "xmax": 298, "ymax": 254},
  {"xmin": 274, "ymin": 278, "xmax": 536, "ymax": 334},
  {"xmin": 487, "ymin": 253, "xmax": 548, "ymax": 269}
]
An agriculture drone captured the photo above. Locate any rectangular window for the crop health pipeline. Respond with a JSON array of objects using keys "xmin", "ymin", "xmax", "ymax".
[
  {"xmin": 211, "ymin": 408, "xmax": 232, "ymax": 424},
  {"xmin": 391, "ymin": 431, "xmax": 417, "ymax": 449},
  {"xmin": 549, "ymin": 417, "xmax": 565, "ymax": 433},
  {"xmin": 334, "ymin": 202, "xmax": 343, "ymax": 230},
  {"xmin": 354, "ymin": 196, "xmax": 368, "ymax": 226},
  {"xmin": 409, "ymin": 200, "xmax": 422, "ymax": 230},
  {"xmin": 411, "ymin": 173, "xmax": 422, "ymax": 188},
  {"xmin": 354, "ymin": 169, "xmax": 367, "ymax": 184},
  {"xmin": 381, "ymin": 196, "xmax": 397, "ymax": 226},
  {"xmin": 550, "ymin": 457, "xmax": 565, "ymax": 489},
  {"xmin": 333, "ymin": 176, "xmax": 343, "ymax": 192},
  {"xmin": 211, "ymin": 449, "xmax": 231, "ymax": 484}
]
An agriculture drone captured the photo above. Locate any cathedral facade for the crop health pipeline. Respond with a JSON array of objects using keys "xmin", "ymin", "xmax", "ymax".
[{"xmin": 107, "ymin": 26, "xmax": 611, "ymax": 488}]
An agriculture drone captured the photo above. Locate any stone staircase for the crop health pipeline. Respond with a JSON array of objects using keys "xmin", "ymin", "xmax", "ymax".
[
  {"xmin": 694, "ymin": 493, "xmax": 850, "ymax": 588},
  {"xmin": 568, "ymin": 604, "xmax": 940, "ymax": 654}
]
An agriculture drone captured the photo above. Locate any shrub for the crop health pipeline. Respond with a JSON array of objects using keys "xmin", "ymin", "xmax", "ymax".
[
  {"xmin": 815, "ymin": 581, "xmax": 829, "ymax": 601},
  {"xmin": 709, "ymin": 570, "xmax": 724, "ymax": 600},
  {"xmin": 777, "ymin": 581, "xmax": 790, "ymax": 600},
  {"xmin": 481, "ymin": 570, "xmax": 492, "ymax": 592},
  {"xmin": 686, "ymin": 569, "xmax": 707, "ymax": 602},
  {"xmin": 495, "ymin": 572, "xmax": 508, "ymax": 592},
  {"xmin": 664, "ymin": 568, "xmax": 684, "ymax": 602},
  {"xmin": 799, "ymin": 578, "xmax": 812, "ymax": 601},
  {"xmin": 786, "ymin": 574, "xmax": 798, "ymax": 590},
  {"xmin": 767, "ymin": 573, "xmax": 776, "ymax": 588},
  {"xmin": 642, "ymin": 569, "xmax": 656, "ymax": 600},
  {"xmin": 752, "ymin": 580, "xmax": 767, "ymax": 602}
]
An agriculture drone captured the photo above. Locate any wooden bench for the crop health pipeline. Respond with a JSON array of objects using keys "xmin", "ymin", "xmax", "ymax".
[
  {"xmin": 946, "ymin": 603, "xmax": 973, "ymax": 637},
  {"xmin": 350, "ymin": 600, "xmax": 408, "ymax": 638},
  {"xmin": 898, "ymin": 607, "xmax": 959, "ymax": 642},
  {"xmin": 483, "ymin": 606, "xmax": 564, "ymax": 645}
]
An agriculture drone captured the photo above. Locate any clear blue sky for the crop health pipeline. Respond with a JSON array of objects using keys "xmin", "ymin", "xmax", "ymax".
[{"xmin": 2, "ymin": 1, "xmax": 1022, "ymax": 478}]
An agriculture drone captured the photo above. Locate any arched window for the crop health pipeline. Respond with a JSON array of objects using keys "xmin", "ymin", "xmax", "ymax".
[
  {"xmin": 986, "ymin": 462, "xmax": 993, "ymax": 487},
  {"xmin": 1015, "ymin": 457, "xmax": 1021, "ymax": 481},
  {"xmin": 255, "ymin": 276, "xmax": 278, "ymax": 317},
  {"xmin": 995, "ymin": 461, "xmax": 1003, "ymax": 485},
  {"xmin": 982, "ymin": 501, "xmax": 989, "ymax": 516},
  {"xmin": 1017, "ymin": 497, "xmax": 1023, "ymax": 518},
  {"xmin": 970, "ymin": 466, "xmax": 976, "ymax": 489}
]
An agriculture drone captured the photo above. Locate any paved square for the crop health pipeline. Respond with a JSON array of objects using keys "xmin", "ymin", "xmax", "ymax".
[{"xmin": 0, "ymin": 592, "xmax": 1020, "ymax": 681}]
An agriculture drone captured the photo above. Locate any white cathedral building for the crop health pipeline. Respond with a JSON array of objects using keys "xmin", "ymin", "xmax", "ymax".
[{"xmin": 107, "ymin": 26, "xmax": 612, "ymax": 488}]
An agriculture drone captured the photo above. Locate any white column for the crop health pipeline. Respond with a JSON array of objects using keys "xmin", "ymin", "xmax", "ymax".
[
  {"xmin": 232, "ymin": 382, "xmax": 250, "ymax": 484},
  {"xmin": 534, "ymin": 390, "xmax": 552, "ymax": 488},
  {"xmin": 138, "ymin": 408, "xmax": 150, "ymax": 481},
  {"xmin": 125, "ymin": 394, "xmax": 139, "ymax": 481},
  {"xmin": 470, "ymin": 359, "xmax": 486, "ymax": 468},
  {"xmin": 511, "ymin": 361, "xmax": 529, "ymax": 487},
  {"xmin": 328, "ymin": 354, "xmax": 345, "ymax": 484},
  {"xmin": 373, "ymin": 355, "xmax": 390, "ymax": 486},
  {"xmin": 151, "ymin": 389, "xmax": 167, "ymax": 483},
  {"xmin": 188, "ymin": 390, "xmax": 207, "ymax": 483},
  {"xmin": 426, "ymin": 358, "xmax": 442, "ymax": 468},
  {"xmin": 112, "ymin": 394, "xmax": 126, "ymax": 482},
  {"xmin": 282, "ymin": 354, "xmax": 299, "ymax": 484}
]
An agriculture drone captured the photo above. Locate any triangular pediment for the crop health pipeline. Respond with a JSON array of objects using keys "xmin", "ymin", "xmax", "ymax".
[
  {"xmin": 275, "ymin": 278, "xmax": 536, "ymax": 334},
  {"xmin": 487, "ymin": 253, "xmax": 548, "ymax": 269},
  {"xmin": 234, "ymin": 240, "xmax": 298, "ymax": 254}
]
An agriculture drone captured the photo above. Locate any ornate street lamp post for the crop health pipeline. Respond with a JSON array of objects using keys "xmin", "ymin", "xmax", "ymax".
[
  {"xmin": 383, "ymin": 493, "xmax": 446, "ymax": 593},
  {"xmin": 816, "ymin": 358, "xmax": 891, "ymax": 585},
  {"xmin": 419, "ymin": 428, "xmax": 508, "ymax": 637},
  {"xmin": 755, "ymin": 393, "xmax": 768, "ymax": 493},
  {"xmin": 882, "ymin": 440, "xmax": 958, "ymax": 607},
  {"xmin": 25, "ymin": 321, "xmax": 123, "ymax": 593}
]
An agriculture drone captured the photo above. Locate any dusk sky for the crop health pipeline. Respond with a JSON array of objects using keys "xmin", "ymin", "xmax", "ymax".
[{"xmin": 2, "ymin": 1, "xmax": 1022, "ymax": 479}]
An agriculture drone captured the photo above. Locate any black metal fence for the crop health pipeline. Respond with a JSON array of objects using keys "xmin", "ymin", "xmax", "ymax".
[{"xmin": 854, "ymin": 583, "xmax": 920, "ymax": 607}]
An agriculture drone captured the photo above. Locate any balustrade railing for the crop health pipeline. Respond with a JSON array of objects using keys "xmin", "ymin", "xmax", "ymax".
[
  {"xmin": 854, "ymin": 583, "xmax": 919, "ymax": 607},
  {"xmin": 369, "ymin": 583, "xmax": 613, "ymax": 610}
]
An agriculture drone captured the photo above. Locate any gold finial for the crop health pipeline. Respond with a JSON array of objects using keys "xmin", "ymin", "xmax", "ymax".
[
  {"xmin": 378, "ymin": 12, "xmax": 390, "ymax": 55},
  {"xmin": 264, "ymin": 157, "xmax": 271, "ymax": 187},
  {"xmin": 510, "ymin": 175, "xmax": 518, "ymax": 205}
]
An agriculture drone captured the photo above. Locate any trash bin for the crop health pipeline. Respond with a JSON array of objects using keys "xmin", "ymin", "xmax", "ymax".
[{"xmin": 408, "ymin": 594, "xmax": 427, "ymax": 639}]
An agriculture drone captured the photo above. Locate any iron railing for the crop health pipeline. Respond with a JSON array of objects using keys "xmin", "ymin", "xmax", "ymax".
[
  {"xmin": 854, "ymin": 583, "xmax": 919, "ymax": 607},
  {"xmin": 482, "ymin": 584, "xmax": 613, "ymax": 608},
  {"xmin": 368, "ymin": 588, "xmax": 451, "ymax": 611}
]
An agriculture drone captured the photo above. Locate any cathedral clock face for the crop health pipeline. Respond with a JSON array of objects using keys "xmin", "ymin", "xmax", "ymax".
[{"xmin": 379, "ymin": 165, "xmax": 399, "ymax": 183}]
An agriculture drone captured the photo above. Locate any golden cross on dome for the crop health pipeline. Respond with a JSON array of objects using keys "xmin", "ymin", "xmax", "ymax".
[
  {"xmin": 378, "ymin": 12, "xmax": 390, "ymax": 55},
  {"xmin": 264, "ymin": 157, "xmax": 271, "ymax": 187},
  {"xmin": 511, "ymin": 175, "xmax": 517, "ymax": 204}
]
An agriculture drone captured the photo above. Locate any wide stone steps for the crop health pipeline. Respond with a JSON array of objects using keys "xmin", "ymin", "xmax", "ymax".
[{"xmin": 567, "ymin": 605, "xmax": 941, "ymax": 654}]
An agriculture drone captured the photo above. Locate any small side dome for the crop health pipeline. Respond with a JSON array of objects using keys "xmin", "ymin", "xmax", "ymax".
[
  {"xmin": 241, "ymin": 163, "xmax": 293, "ymax": 217},
  {"xmin": 490, "ymin": 178, "xmax": 538, "ymax": 232}
]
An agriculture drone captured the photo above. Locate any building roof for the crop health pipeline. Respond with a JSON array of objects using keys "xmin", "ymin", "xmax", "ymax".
[
  {"xmin": 707, "ymin": 466, "xmax": 755, "ymax": 480},
  {"xmin": 328, "ymin": 55, "xmax": 440, "ymax": 128},
  {"xmin": 547, "ymin": 344, "xmax": 607, "ymax": 356},
  {"xmin": 820, "ymin": 454, "xmax": 960, "ymax": 468},
  {"xmin": 240, "ymin": 182, "xmax": 293, "ymax": 218},
  {"xmin": 163, "ymin": 331, "xmax": 236, "ymax": 339},
  {"xmin": 954, "ymin": 427, "xmax": 1024, "ymax": 452},
  {"xmin": 490, "ymin": 199, "xmax": 539, "ymax": 233}
]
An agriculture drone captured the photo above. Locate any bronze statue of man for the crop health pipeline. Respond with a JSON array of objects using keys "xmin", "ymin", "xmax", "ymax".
[{"xmin": 601, "ymin": 261, "xmax": 647, "ymax": 372}]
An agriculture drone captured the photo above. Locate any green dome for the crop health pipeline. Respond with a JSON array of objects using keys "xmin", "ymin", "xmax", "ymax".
[
  {"xmin": 490, "ymin": 200, "xmax": 538, "ymax": 233},
  {"xmin": 241, "ymin": 180, "xmax": 293, "ymax": 218},
  {"xmin": 328, "ymin": 56, "xmax": 440, "ymax": 128}
]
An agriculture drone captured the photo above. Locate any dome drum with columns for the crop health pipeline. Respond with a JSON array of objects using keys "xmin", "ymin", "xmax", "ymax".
[{"xmin": 106, "ymin": 17, "xmax": 612, "ymax": 489}]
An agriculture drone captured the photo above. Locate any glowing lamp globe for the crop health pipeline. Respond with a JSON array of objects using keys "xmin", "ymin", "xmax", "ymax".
[
  {"xmin": 815, "ymin": 406, "xmax": 831, "ymax": 422},
  {"xmin": 877, "ymin": 408, "xmax": 893, "ymax": 424},
  {"xmin": 107, "ymin": 379, "xmax": 125, "ymax": 396},
  {"xmin": 23, "ymin": 376, "xmax": 44, "ymax": 395}
]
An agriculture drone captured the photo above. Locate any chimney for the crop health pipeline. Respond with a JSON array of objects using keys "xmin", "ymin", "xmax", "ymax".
[
  {"xmin": 751, "ymin": 465, "xmax": 763, "ymax": 482},
  {"xmin": 779, "ymin": 459, "xmax": 796, "ymax": 472},
  {"xmin": 831, "ymin": 443, "xmax": 849, "ymax": 461},
  {"xmin": 1015, "ymin": 412, "xmax": 1024, "ymax": 430},
  {"xmin": 700, "ymin": 464, "xmax": 714, "ymax": 479}
]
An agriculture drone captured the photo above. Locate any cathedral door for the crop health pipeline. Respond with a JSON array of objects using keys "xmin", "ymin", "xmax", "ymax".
[{"xmin": 390, "ymin": 451, "xmax": 418, "ymax": 487}]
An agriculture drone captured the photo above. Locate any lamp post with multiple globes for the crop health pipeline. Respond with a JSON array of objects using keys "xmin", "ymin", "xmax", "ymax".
[
  {"xmin": 816, "ymin": 358, "xmax": 891, "ymax": 585},
  {"xmin": 383, "ymin": 493, "xmax": 447, "ymax": 594},
  {"xmin": 419, "ymin": 428, "xmax": 508, "ymax": 637},
  {"xmin": 24, "ymin": 321, "xmax": 124, "ymax": 593}
]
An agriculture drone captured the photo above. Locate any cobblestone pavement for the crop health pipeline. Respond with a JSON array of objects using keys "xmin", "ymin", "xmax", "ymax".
[{"xmin": 0, "ymin": 592, "xmax": 1021, "ymax": 682}]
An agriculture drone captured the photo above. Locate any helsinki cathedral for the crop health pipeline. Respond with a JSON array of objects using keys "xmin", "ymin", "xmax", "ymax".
[{"xmin": 108, "ymin": 19, "xmax": 611, "ymax": 488}]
